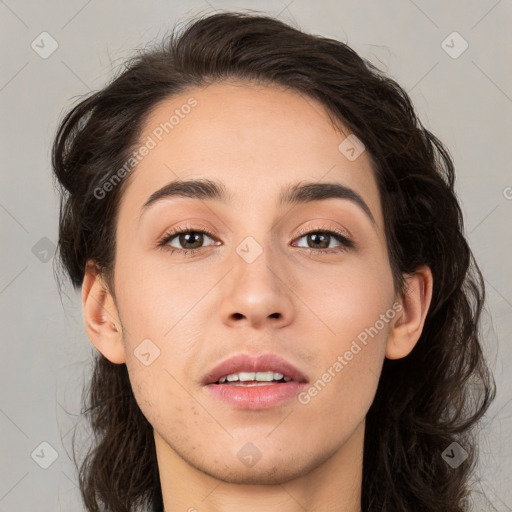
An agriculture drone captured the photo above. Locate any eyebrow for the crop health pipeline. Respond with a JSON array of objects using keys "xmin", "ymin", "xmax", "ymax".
[{"xmin": 139, "ymin": 178, "xmax": 376, "ymax": 225}]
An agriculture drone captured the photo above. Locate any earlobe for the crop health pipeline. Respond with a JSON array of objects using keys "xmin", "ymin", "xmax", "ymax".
[
  {"xmin": 385, "ymin": 264, "xmax": 434, "ymax": 360},
  {"xmin": 82, "ymin": 260, "xmax": 126, "ymax": 364}
]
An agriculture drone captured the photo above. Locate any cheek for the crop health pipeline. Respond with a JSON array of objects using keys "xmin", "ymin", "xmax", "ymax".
[
  {"xmin": 125, "ymin": 361, "xmax": 185, "ymax": 439},
  {"xmin": 296, "ymin": 320, "xmax": 388, "ymax": 438},
  {"xmin": 114, "ymin": 250, "xmax": 214, "ymax": 338},
  {"xmin": 293, "ymin": 252, "xmax": 395, "ymax": 343},
  {"xmin": 294, "ymin": 261, "xmax": 394, "ymax": 413}
]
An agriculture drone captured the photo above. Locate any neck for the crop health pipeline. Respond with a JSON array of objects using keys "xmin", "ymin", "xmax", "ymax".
[{"xmin": 154, "ymin": 420, "xmax": 364, "ymax": 512}]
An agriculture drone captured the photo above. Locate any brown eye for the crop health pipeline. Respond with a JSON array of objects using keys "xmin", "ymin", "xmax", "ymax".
[
  {"xmin": 294, "ymin": 229, "xmax": 354, "ymax": 253},
  {"xmin": 157, "ymin": 226, "xmax": 218, "ymax": 255},
  {"xmin": 173, "ymin": 232, "xmax": 207, "ymax": 250},
  {"xmin": 304, "ymin": 232, "xmax": 330, "ymax": 249}
]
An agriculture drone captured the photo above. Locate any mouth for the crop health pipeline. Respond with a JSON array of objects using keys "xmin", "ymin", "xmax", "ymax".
[
  {"xmin": 202, "ymin": 353, "xmax": 308, "ymax": 410},
  {"xmin": 202, "ymin": 352, "xmax": 309, "ymax": 386},
  {"xmin": 212, "ymin": 371, "xmax": 292, "ymax": 386}
]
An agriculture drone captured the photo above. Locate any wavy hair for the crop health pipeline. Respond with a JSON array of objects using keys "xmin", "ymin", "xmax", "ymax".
[{"xmin": 51, "ymin": 10, "xmax": 496, "ymax": 512}]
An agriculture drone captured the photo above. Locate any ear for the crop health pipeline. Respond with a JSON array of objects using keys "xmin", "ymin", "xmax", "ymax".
[
  {"xmin": 82, "ymin": 260, "xmax": 126, "ymax": 364},
  {"xmin": 385, "ymin": 264, "xmax": 433, "ymax": 360}
]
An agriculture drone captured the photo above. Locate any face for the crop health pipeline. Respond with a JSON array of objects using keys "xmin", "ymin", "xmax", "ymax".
[{"xmin": 109, "ymin": 81, "xmax": 397, "ymax": 484}]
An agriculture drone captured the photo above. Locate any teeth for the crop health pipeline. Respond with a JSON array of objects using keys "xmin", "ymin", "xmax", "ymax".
[{"xmin": 217, "ymin": 371, "xmax": 292, "ymax": 384}]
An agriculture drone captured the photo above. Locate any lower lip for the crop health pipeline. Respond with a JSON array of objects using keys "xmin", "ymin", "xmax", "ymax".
[{"xmin": 205, "ymin": 381, "xmax": 307, "ymax": 410}]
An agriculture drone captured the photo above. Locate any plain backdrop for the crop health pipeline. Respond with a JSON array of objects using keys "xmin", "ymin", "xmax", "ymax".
[{"xmin": 0, "ymin": 0, "xmax": 511, "ymax": 510}]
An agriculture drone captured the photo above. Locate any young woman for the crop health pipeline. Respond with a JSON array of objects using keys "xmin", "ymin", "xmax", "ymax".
[{"xmin": 51, "ymin": 11, "xmax": 496, "ymax": 512}]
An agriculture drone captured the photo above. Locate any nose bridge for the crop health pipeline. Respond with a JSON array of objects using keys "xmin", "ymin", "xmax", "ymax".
[
  {"xmin": 228, "ymin": 193, "xmax": 279, "ymax": 269},
  {"xmin": 232, "ymin": 230, "xmax": 281, "ymax": 295},
  {"xmin": 219, "ymin": 227, "xmax": 294, "ymax": 327}
]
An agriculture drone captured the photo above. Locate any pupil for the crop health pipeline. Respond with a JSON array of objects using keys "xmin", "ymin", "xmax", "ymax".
[
  {"xmin": 181, "ymin": 232, "xmax": 203, "ymax": 249},
  {"xmin": 310, "ymin": 233, "xmax": 329, "ymax": 249}
]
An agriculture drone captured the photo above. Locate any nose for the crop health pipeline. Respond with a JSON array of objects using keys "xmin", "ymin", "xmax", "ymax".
[{"xmin": 219, "ymin": 244, "xmax": 295, "ymax": 330}]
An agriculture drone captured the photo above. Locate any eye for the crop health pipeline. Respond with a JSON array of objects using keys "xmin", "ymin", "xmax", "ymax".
[
  {"xmin": 156, "ymin": 225, "xmax": 354, "ymax": 256},
  {"xmin": 293, "ymin": 227, "xmax": 354, "ymax": 254},
  {"xmin": 157, "ymin": 225, "xmax": 219, "ymax": 256}
]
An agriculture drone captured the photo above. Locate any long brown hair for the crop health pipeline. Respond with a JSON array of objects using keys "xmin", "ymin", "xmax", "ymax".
[{"xmin": 52, "ymin": 11, "xmax": 496, "ymax": 512}]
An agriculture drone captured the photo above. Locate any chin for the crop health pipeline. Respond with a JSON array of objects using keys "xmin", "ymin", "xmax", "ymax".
[{"xmin": 199, "ymin": 460, "xmax": 306, "ymax": 485}]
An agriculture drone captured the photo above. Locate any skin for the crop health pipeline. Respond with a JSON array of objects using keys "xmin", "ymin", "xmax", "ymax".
[{"xmin": 82, "ymin": 81, "xmax": 433, "ymax": 512}]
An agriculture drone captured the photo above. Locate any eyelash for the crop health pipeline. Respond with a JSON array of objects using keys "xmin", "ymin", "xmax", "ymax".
[{"xmin": 156, "ymin": 224, "xmax": 354, "ymax": 257}]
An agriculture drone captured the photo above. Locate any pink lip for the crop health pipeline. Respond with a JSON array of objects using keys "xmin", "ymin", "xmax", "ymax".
[
  {"xmin": 202, "ymin": 353, "xmax": 309, "ymax": 410},
  {"xmin": 205, "ymin": 381, "xmax": 308, "ymax": 410},
  {"xmin": 201, "ymin": 353, "xmax": 309, "ymax": 386}
]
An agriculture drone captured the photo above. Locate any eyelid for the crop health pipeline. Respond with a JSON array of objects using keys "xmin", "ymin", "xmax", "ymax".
[
  {"xmin": 156, "ymin": 223, "xmax": 217, "ymax": 246},
  {"xmin": 293, "ymin": 223, "xmax": 352, "ymax": 241}
]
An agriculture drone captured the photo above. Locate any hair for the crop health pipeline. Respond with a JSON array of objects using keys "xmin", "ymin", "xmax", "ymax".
[{"xmin": 51, "ymin": 10, "xmax": 496, "ymax": 512}]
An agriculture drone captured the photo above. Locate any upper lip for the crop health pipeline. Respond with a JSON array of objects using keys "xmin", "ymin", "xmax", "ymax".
[{"xmin": 202, "ymin": 353, "xmax": 309, "ymax": 385}]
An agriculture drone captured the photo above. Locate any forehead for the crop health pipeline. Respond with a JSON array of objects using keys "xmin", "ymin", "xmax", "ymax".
[{"xmin": 118, "ymin": 81, "xmax": 383, "ymax": 230}]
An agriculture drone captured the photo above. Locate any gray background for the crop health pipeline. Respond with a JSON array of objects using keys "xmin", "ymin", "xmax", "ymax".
[{"xmin": 1, "ymin": 0, "xmax": 511, "ymax": 510}]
